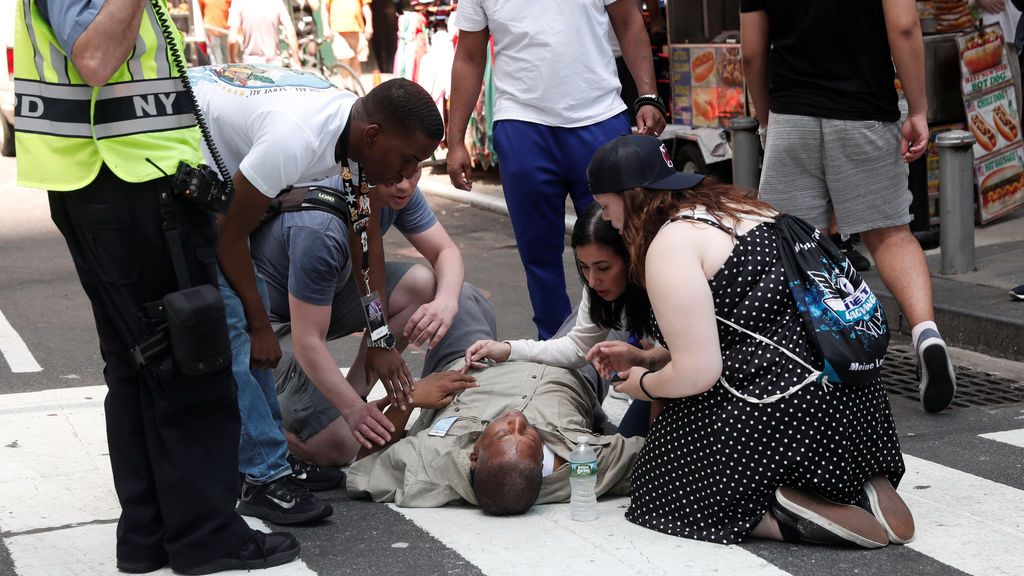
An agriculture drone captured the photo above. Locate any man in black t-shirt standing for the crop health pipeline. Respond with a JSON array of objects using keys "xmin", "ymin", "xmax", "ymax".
[{"xmin": 741, "ymin": 0, "xmax": 957, "ymax": 414}]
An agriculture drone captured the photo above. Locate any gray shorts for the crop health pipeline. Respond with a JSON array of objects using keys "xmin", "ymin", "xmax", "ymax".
[
  {"xmin": 274, "ymin": 261, "xmax": 415, "ymax": 441},
  {"xmin": 758, "ymin": 112, "xmax": 913, "ymax": 235}
]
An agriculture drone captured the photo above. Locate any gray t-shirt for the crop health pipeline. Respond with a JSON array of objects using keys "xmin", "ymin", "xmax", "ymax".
[
  {"xmin": 250, "ymin": 186, "xmax": 437, "ymax": 321},
  {"xmin": 35, "ymin": 0, "xmax": 105, "ymax": 52}
]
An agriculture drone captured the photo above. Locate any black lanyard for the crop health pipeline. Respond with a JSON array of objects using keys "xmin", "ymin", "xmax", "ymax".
[{"xmin": 340, "ymin": 162, "xmax": 372, "ymax": 292}]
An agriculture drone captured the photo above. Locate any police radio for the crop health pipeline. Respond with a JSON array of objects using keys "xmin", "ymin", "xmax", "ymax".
[{"xmin": 171, "ymin": 161, "xmax": 231, "ymax": 213}]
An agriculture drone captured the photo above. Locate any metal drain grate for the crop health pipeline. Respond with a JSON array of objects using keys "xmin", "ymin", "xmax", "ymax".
[{"xmin": 882, "ymin": 345, "xmax": 1024, "ymax": 408}]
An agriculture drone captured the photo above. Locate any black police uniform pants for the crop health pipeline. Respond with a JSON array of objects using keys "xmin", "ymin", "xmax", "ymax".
[{"xmin": 48, "ymin": 166, "xmax": 250, "ymax": 571}]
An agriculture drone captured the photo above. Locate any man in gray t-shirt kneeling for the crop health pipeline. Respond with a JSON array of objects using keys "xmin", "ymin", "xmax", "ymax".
[{"xmin": 250, "ymin": 166, "xmax": 465, "ymax": 466}]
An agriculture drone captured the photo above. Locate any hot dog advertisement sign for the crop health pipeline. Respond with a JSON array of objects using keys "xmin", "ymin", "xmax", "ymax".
[
  {"xmin": 956, "ymin": 24, "xmax": 1024, "ymax": 223},
  {"xmin": 669, "ymin": 44, "xmax": 746, "ymax": 128}
]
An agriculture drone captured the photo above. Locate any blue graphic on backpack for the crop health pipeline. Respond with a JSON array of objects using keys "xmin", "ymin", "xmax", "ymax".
[{"xmin": 774, "ymin": 214, "xmax": 890, "ymax": 386}]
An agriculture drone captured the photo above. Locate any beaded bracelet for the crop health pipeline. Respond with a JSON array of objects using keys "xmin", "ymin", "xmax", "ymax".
[
  {"xmin": 634, "ymin": 93, "xmax": 667, "ymax": 117},
  {"xmin": 638, "ymin": 370, "xmax": 662, "ymax": 401}
]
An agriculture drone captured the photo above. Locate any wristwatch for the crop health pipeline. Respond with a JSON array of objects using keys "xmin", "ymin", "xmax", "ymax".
[{"xmin": 368, "ymin": 332, "xmax": 397, "ymax": 350}]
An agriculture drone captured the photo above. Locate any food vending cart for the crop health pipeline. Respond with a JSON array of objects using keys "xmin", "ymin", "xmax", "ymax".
[
  {"xmin": 659, "ymin": 0, "xmax": 1024, "ymax": 224},
  {"xmin": 656, "ymin": 0, "xmax": 744, "ymax": 180}
]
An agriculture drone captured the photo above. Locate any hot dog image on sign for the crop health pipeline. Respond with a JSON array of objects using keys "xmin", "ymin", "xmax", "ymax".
[
  {"xmin": 956, "ymin": 24, "xmax": 1013, "ymax": 98},
  {"xmin": 966, "ymin": 86, "xmax": 1021, "ymax": 159}
]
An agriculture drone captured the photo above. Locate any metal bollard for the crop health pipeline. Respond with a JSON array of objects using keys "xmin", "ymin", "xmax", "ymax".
[
  {"xmin": 935, "ymin": 130, "xmax": 976, "ymax": 274},
  {"xmin": 729, "ymin": 116, "xmax": 761, "ymax": 190}
]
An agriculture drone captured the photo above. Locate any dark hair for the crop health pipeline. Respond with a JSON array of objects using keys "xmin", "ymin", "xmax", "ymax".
[
  {"xmin": 573, "ymin": 203, "xmax": 651, "ymax": 336},
  {"xmin": 363, "ymin": 78, "xmax": 444, "ymax": 142},
  {"xmin": 472, "ymin": 456, "xmax": 542, "ymax": 516},
  {"xmin": 620, "ymin": 178, "xmax": 775, "ymax": 286}
]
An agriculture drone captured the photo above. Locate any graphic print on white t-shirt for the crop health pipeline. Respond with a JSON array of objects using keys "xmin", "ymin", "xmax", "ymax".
[{"xmin": 190, "ymin": 64, "xmax": 358, "ymax": 198}]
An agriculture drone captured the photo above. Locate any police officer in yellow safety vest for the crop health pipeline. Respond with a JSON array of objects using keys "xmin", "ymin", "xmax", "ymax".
[{"xmin": 13, "ymin": 1, "xmax": 300, "ymax": 573}]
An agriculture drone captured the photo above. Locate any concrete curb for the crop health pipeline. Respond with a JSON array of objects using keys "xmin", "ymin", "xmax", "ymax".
[
  {"xmin": 861, "ymin": 269, "xmax": 1024, "ymax": 363},
  {"xmin": 419, "ymin": 179, "xmax": 577, "ymax": 235}
]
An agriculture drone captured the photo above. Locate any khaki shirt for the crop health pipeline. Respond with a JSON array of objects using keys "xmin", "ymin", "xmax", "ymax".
[{"xmin": 347, "ymin": 361, "xmax": 645, "ymax": 507}]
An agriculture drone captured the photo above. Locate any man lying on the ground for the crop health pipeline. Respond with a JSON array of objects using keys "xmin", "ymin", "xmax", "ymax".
[{"xmin": 346, "ymin": 284, "xmax": 645, "ymax": 515}]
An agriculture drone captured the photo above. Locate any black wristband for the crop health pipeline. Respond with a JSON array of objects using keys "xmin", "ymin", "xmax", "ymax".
[
  {"xmin": 634, "ymin": 94, "xmax": 667, "ymax": 117},
  {"xmin": 638, "ymin": 370, "xmax": 662, "ymax": 401}
]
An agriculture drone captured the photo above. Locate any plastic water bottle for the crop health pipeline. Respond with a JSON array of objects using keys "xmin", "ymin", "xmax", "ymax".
[{"xmin": 569, "ymin": 435, "xmax": 598, "ymax": 522}]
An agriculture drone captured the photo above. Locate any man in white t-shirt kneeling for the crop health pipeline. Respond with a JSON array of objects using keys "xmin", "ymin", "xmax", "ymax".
[{"xmin": 190, "ymin": 64, "xmax": 443, "ymax": 524}]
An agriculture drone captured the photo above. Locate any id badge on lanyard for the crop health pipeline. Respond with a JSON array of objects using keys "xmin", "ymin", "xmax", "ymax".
[{"xmin": 341, "ymin": 163, "xmax": 388, "ymax": 340}]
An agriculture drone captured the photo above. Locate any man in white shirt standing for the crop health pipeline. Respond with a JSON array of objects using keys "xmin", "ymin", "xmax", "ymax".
[
  {"xmin": 446, "ymin": 0, "xmax": 665, "ymax": 340},
  {"xmin": 227, "ymin": 0, "xmax": 301, "ymax": 66}
]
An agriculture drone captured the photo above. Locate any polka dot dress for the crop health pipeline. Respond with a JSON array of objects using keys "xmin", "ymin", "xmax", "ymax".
[{"xmin": 626, "ymin": 219, "xmax": 906, "ymax": 545}]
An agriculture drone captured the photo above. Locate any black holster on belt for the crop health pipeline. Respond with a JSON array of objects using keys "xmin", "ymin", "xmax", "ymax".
[
  {"xmin": 164, "ymin": 285, "xmax": 231, "ymax": 375},
  {"xmin": 131, "ymin": 189, "xmax": 231, "ymax": 376}
]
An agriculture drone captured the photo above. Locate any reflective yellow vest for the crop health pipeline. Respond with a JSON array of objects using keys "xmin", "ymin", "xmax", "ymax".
[{"xmin": 14, "ymin": 0, "xmax": 203, "ymax": 191}]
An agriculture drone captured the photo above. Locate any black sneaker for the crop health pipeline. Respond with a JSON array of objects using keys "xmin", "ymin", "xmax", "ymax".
[
  {"xmin": 1010, "ymin": 284, "xmax": 1024, "ymax": 301},
  {"xmin": 832, "ymin": 233, "xmax": 872, "ymax": 272},
  {"xmin": 175, "ymin": 530, "xmax": 300, "ymax": 575},
  {"xmin": 771, "ymin": 487, "xmax": 888, "ymax": 549},
  {"xmin": 236, "ymin": 476, "xmax": 333, "ymax": 525},
  {"xmin": 288, "ymin": 454, "xmax": 345, "ymax": 491},
  {"xmin": 916, "ymin": 328, "xmax": 956, "ymax": 413}
]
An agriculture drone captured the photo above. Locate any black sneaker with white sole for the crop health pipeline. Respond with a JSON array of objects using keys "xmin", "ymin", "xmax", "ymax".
[
  {"xmin": 916, "ymin": 328, "xmax": 956, "ymax": 413},
  {"xmin": 771, "ymin": 487, "xmax": 889, "ymax": 549},
  {"xmin": 1010, "ymin": 284, "xmax": 1024, "ymax": 301},
  {"xmin": 832, "ymin": 234, "xmax": 872, "ymax": 272},
  {"xmin": 288, "ymin": 454, "xmax": 345, "ymax": 491},
  {"xmin": 236, "ymin": 476, "xmax": 333, "ymax": 525}
]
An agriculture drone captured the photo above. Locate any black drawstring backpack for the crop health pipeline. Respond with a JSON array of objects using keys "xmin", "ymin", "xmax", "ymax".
[{"xmin": 773, "ymin": 214, "xmax": 889, "ymax": 386}]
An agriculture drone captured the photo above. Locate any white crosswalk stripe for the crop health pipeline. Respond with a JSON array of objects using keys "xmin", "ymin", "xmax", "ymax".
[
  {"xmin": 393, "ymin": 501, "xmax": 788, "ymax": 576},
  {"xmin": 896, "ymin": 455, "xmax": 1024, "ymax": 576},
  {"xmin": 3, "ymin": 385, "xmax": 1024, "ymax": 575},
  {"xmin": 0, "ymin": 309, "xmax": 42, "ymax": 373},
  {"xmin": 979, "ymin": 427, "xmax": 1024, "ymax": 449}
]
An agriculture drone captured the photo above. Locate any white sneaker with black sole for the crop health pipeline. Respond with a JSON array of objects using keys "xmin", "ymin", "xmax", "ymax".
[
  {"xmin": 916, "ymin": 328, "xmax": 956, "ymax": 413},
  {"xmin": 237, "ymin": 475, "xmax": 333, "ymax": 525}
]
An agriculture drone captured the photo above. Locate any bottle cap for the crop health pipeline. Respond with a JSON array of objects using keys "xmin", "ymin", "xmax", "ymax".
[{"xmin": 577, "ymin": 435, "xmax": 589, "ymax": 444}]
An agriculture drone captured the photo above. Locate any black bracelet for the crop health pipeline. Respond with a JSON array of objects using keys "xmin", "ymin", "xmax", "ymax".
[
  {"xmin": 638, "ymin": 370, "xmax": 662, "ymax": 401},
  {"xmin": 634, "ymin": 94, "xmax": 667, "ymax": 117}
]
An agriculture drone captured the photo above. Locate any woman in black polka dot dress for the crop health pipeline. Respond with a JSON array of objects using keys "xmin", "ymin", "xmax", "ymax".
[{"xmin": 587, "ymin": 135, "xmax": 914, "ymax": 549}]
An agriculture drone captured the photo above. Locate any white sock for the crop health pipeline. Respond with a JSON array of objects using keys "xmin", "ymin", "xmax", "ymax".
[{"xmin": 911, "ymin": 321, "xmax": 939, "ymax": 349}]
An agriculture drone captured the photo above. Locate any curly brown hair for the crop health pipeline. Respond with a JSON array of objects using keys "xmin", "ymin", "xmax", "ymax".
[{"xmin": 619, "ymin": 178, "xmax": 775, "ymax": 286}]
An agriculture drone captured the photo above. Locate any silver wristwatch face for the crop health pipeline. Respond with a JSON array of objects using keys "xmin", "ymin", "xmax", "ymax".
[{"xmin": 370, "ymin": 333, "xmax": 396, "ymax": 349}]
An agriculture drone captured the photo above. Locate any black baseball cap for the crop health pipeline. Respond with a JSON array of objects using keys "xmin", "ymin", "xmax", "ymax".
[{"xmin": 587, "ymin": 134, "xmax": 705, "ymax": 195}]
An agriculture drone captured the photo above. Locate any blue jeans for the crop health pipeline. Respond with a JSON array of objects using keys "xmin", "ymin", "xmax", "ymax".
[
  {"xmin": 218, "ymin": 269, "xmax": 291, "ymax": 484},
  {"xmin": 492, "ymin": 112, "xmax": 630, "ymax": 339}
]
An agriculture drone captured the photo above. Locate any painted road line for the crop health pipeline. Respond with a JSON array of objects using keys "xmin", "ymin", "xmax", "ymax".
[
  {"xmin": 5, "ymin": 517, "xmax": 316, "ymax": 576},
  {"xmin": 901, "ymin": 453, "xmax": 1024, "ymax": 576},
  {"xmin": 394, "ymin": 499, "xmax": 789, "ymax": 576},
  {"xmin": 0, "ymin": 309, "xmax": 42, "ymax": 373},
  {"xmin": 979, "ymin": 427, "xmax": 1024, "ymax": 449}
]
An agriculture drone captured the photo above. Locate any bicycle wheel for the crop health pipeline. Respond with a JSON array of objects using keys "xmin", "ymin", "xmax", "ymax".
[{"xmin": 323, "ymin": 63, "xmax": 366, "ymax": 96}]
